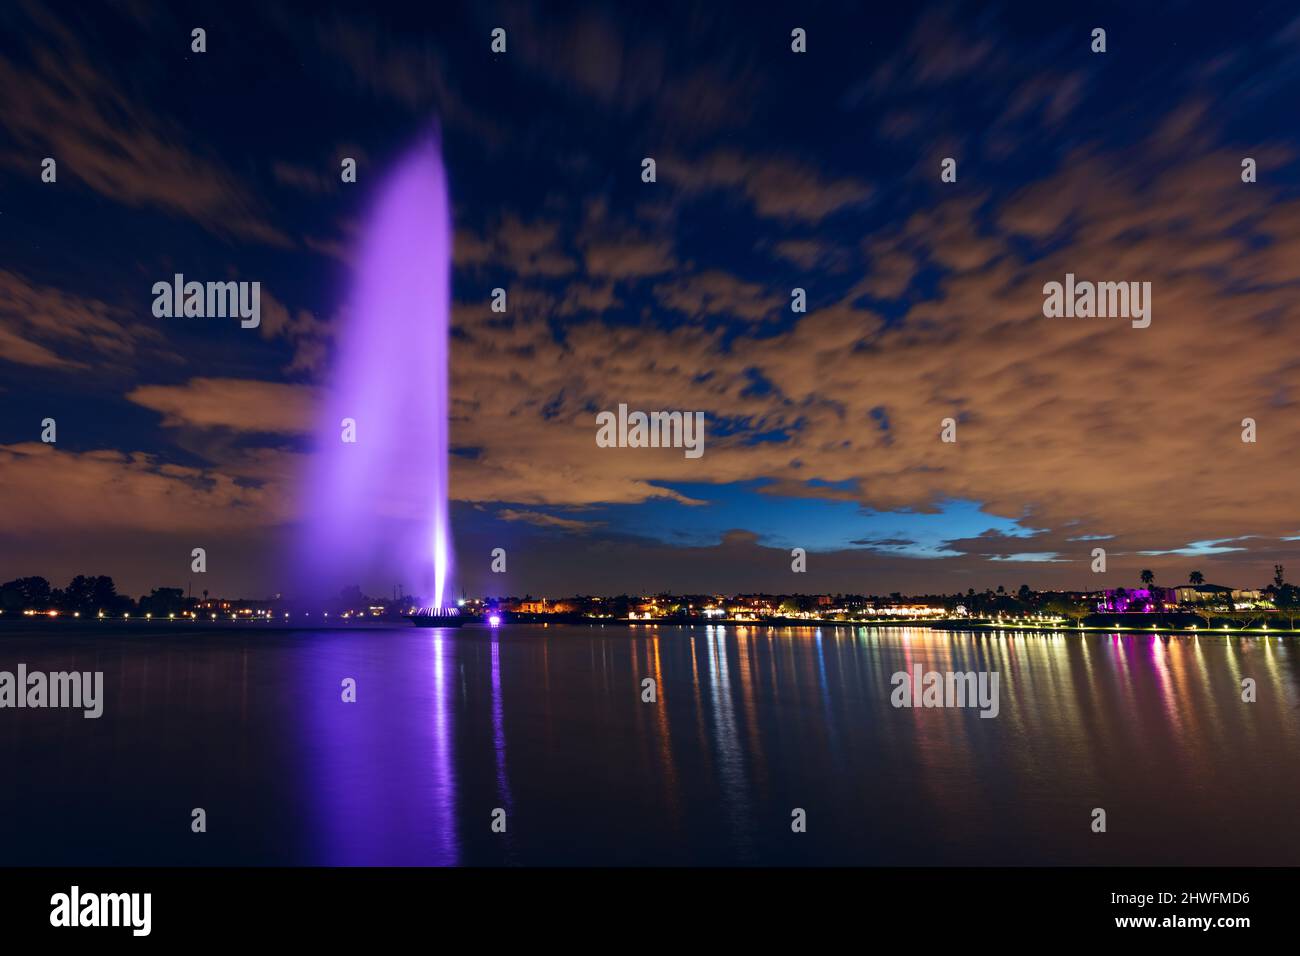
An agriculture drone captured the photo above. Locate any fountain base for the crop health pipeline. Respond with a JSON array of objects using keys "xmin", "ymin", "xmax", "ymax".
[{"xmin": 410, "ymin": 606, "xmax": 465, "ymax": 628}]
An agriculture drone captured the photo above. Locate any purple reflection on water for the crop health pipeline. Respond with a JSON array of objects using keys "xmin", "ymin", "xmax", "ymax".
[
  {"xmin": 299, "ymin": 136, "xmax": 454, "ymax": 606},
  {"xmin": 491, "ymin": 634, "xmax": 514, "ymax": 826},
  {"xmin": 428, "ymin": 633, "xmax": 459, "ymax": 863},
  {"xmin": 303, "ymin": 632, "xmax": 459, "ymax": 865}
]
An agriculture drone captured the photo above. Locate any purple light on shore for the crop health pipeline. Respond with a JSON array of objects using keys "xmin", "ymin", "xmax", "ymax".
[
  {"xmin": 299, "ymin": 136, "xmax": 454, "ymax": 606},
  {"xmin": 488, "ymin": 614, "xmax": 502, "ymax": 627}
]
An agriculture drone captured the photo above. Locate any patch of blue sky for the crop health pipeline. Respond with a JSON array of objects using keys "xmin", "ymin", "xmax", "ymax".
[
  {"xmin": 1138, "ymin": 537, "xmax": 1254, "ymax": 557},
  {"xmin": 576, "ymin": 480, "xmax": 1038, "ymax": 555}
]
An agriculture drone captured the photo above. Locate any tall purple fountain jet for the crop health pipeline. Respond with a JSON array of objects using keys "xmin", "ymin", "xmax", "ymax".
[{"xmin": 300, "ymin": 136, "xmax": 454, "ymax": 607}]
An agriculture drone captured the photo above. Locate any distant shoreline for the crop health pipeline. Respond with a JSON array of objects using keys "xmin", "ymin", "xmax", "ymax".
[{"xmin": 2, "ymin": 614, "xmax": 1295, "ymax": 638}]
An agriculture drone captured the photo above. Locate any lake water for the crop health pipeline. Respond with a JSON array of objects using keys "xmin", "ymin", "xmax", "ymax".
[{"xmin": 1, "ymin": 622, "xmax": 1297, "ymax": 865}]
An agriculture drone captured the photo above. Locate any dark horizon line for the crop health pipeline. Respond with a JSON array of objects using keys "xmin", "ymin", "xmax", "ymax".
[{"xmin": 3, "ymin": 569, "xmax": 1294, "ymax": 608}]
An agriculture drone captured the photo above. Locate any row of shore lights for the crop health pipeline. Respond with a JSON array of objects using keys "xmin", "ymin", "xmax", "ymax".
[
  {"xmin": 12, "ymin": 609, "xmax": 276, "ymax": 620},
  {"xmin": 9, "ymin": 609, "xmax": 445, "ymax": 621},
  {"xmin": 2, "ymin": 608, "xmax": 1282, "ymax": 633}
]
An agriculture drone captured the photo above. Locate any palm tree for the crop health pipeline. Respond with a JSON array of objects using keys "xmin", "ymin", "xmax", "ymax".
[
  {"xmin": 1139, "ymin": 570, "xmax": 1157, "ymax": 610},
  {"xmin": 1189, "ymin": 571, "xmax": 1204, "ymax": 586}
]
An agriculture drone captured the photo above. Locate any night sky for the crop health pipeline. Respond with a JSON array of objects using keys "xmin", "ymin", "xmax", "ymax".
[{"xmin": 4, "ymin": 1, "xmax": 1300, "ymax": 600}]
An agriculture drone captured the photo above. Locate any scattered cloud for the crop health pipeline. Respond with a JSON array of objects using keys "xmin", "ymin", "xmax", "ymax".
[
  {"xmin": 0, "ymin": 5, "xmax": 292, "ymax": 245},
  {"xmin": 497, "ymin": 509, "xmax": 605, "ymax": 532},
  {"xmin": 126, "ymin": 378, "xmax": 319, "ymax": 434}
]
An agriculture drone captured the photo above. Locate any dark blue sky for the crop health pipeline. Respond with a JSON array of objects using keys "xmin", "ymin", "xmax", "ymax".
[{"xmin": 4, "ymin": 1, "xmax": 1300, "ymax": 599}]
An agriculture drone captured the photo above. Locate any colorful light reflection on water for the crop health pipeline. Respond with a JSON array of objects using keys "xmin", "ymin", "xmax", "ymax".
[{"xmin": 2, "ymin": 624, "xmax": 1298, "ymax": 865}]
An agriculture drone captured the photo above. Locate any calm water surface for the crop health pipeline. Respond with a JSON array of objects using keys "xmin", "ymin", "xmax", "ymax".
[{"xmin": 2, "ymin": 623, "xmax": 1298, "ymax": 865}]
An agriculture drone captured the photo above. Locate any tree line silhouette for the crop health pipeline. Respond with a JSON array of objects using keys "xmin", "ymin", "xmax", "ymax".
[{"xmin": 0, "ymin": 575, "xmax": 187, "ymax": 617}]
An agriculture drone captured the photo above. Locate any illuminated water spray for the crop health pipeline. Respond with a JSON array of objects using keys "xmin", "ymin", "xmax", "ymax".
[{"xmin": 300, "ymin": 136, "xmax": 454, "ymax": 607}]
